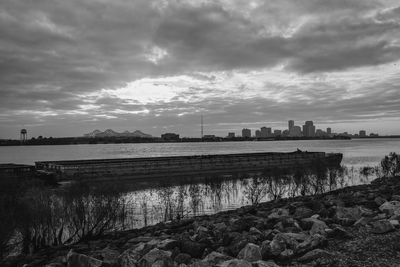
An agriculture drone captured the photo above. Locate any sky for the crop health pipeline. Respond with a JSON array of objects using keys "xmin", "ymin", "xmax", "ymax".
[{"xmin": 1, "ymin": 0, "xmax": 400, "ymax": 139}]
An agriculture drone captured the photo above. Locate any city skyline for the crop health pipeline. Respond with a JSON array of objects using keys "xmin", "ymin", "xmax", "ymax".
[{"xmin": 1, "ymin": 0, "xmax": 400, "ymax": 139}]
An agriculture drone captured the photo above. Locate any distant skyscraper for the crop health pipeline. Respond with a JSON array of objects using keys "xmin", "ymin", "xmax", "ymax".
[
  {"xmin": 242, "ymin": 128, "xmax": 251, "ymax": 138},
  {"xmin": 260, "ymin": 127, "xmax": 272, "ymax": 137},
  {"xmin": 302, "ymin": 121, "xmax": 316, "ymax": 137},
  {"xmin": 327, "ymin": 128, "xmax": 332, "ymax": 135},
  {"xmin": 255, "ymin": 130, "xmax": 262, "ymax": 138},
  {"xmin": 359, "ymin": 130, "xmax": 366, "ymax": 137},
  {"xmin": 228, "ymin": 132, "xmax": 235, "ymax": 138},
  {"xmin": 288, "ymin": 120, "xmax": 294, "ymax": 131},
  {"xmin": 260, "ymin": 127, "xmax": 268, "ymax": 137},
  {"xmin": 289, "ymin": 126, "xmax": 302, "ymax": 137}
]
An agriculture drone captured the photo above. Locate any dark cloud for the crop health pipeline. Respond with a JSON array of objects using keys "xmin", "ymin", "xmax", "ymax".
[{"xmin": 0, "ymin": 0, "xmax": 400, "ymax": 138}]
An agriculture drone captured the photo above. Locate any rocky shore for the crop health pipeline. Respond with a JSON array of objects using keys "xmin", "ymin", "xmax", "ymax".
[{"xmin": 7, "ymin": 176, "xmax": 400, "ymax": 267}]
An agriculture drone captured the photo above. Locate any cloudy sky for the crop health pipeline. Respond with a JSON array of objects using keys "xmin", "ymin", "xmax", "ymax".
[{"xmin": 1, "ymin": 0, "xmax": 400, "ymax": 138}]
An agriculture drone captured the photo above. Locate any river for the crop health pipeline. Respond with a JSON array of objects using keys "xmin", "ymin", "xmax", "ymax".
[{"xmin": 1, "ymin": 138, "xmax": 399, "ymax": 168}]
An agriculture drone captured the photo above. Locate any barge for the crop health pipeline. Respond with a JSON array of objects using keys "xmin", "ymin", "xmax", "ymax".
[{"xmin": 35, "ymin": 151, "xmax": 343, "ymax": 181}]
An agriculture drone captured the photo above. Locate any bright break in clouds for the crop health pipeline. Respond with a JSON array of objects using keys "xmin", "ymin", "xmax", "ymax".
[{"xmin": 1, "ymin": 0, "xmax": 400, "ymax": 138}]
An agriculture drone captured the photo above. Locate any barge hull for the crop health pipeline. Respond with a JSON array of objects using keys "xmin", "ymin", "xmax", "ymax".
[{"xmin": 35, "ymin": 151, "xmax": 343, "ymax": 181}]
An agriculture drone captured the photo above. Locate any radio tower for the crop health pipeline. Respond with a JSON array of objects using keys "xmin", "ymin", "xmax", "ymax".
[{"xmin": 201, "ymin": 114, "xmax": 204, "ymax": 138}]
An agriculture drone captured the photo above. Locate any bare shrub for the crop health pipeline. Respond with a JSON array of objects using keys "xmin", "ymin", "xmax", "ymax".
[
  {"xmin": 62, "ymin": 181, "xmax": 128, "ymax": 243},
  {"xmin": 243, "ymin": 176, "xmax": 269, "ymax": 204},
  {"xmin": 380, "ymin": 152, "xmax": 400, "ymax": 177}
]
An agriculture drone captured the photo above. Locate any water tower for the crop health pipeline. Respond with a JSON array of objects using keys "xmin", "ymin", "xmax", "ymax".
[{"xmin": 20, "ymin": 129, "xmax": 27, "ymax": 142}]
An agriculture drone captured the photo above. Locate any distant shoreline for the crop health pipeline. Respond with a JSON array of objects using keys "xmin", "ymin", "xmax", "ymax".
[
  {"xmin": 1, "ymin": 135, "xmax": 400, "ymax": 147},
  {"xmin": 1, "ymin": 135, "xmax": 396, "ymax": 147}
]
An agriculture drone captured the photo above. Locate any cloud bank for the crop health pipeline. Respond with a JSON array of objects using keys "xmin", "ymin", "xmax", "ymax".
[{"xmin": 0, "ymin": 0, "xmax": 400, "ymax": 138}]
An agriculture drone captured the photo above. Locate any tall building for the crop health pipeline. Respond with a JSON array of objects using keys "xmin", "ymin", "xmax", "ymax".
[
  {"xmin": 242, "ymin": 128, "xmax": 251, "ymax": 138},
  {"xmin": 359, "ymin": 130, "xmax": 366, "ymax": 137},
  {"xmin": 288, "ymin": 120, "xmax": 294, "ymax": 131},
  {"xmin": 255, "ymin": 130, "xmax": 262, "ymax": 138},
  {"xmin": 302, "ymin": 121, "xmax": 316, "ymax": 137},
  {"xmin": 261, "ymin": 127, "xmax": 272, "ymax": 137},
  {"xmin": 289, "ymin": 126, "xmax": 302, "ymax": 137},
  {"xmin": 327, "ymin": 128, "xmax": 332, "ymax": 135}
]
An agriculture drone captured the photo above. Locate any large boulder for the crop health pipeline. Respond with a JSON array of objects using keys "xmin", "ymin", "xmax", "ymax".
[
  {"xmin": 138, "ymin": 248, "xmax": 172, "ymax": 267},
  {"xmin": 67, "ymin": 250, "xmax": 103, "ymax": 267},
  {"xmin": 370, "ymin": 220, "xmax": 395, "ymax": 234},
  {"xmin": 237, "ymin": 243, "xmax": 262, "ymax": 262}
]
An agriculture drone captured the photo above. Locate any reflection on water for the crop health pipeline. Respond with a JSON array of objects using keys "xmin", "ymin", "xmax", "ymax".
[{"xmin": 96, "ymin": 163, "xmax": 373, "ymax": 229}]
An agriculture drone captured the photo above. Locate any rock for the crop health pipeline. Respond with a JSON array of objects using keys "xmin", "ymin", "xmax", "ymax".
[
  {"xmin": 202, "ymin": 251, "xmax": 232, "ymax": 265},
  {"xmin": 269, "ymin": 238, "xmax": 286, "ymax": 257},
  {"xmin": 295, "ymin": 234, "xmax": 327, "ymax": 254},
  {"xmin": 237, "ymin": 243, "xmax": 262, "ymax": 262},
  {"xmin": 334, "ymin": 206, "xmax": 363, "ymax": 225},
  {"xmin": 281, "ymin": 232, "xmax": 309, "ymax": 242},
  {"xmin": 93, "ymin": 247, "xmax": 120, "ymax": 265},
  {"xmin": 373, "ymin": 213, "xmax": 388, "ymax": 220},
  {"xmin": 67, "ymin": 250, "xmax": 103, "ymax": 267},
  {"xmin": 252, "ymin": 260, "xmax": 280, "ymax": 267},
  {"xmin": 139, "ymin": 248, "xmax": 172, "ymax": 267},
  {"xmin": 379, "ymin": 201, "xmax": 400, "ymax": 216},
  {"xmin": 371, "ymin": 220, "xmax": 395, "ymax": 234},
  {"xmin": 227, "ymin": 235, "xmax": 250, "ymax": 256},
  {"xmin": 375, "ymin": 196, "xmax": 387, "ymax": 206},
  {"xmin": 181, "ymin": 241, "xmax": 206, "ymax": 258},
  {"xmin": 297, "ymin": 249, "xmax": 333, "ymax": 262},
  {"xmin": 128, "ymin": 236, "xmax": 154, "ymax": 244},
  {"xmin": 309, "ymin": 220, "xmax": 329, "ymax": 236},
  {"xmin": 392, "ymin": 195, "xmax": 400, "ymax": 201},
  {"xmin": 279, "ymin": 249, "xmax": 294, "ymax": 260},
  {"xmin": 326, "ymin": 226, "xmax": 352, "ymax": 239},
  {"xmin": 389, "ymin": 219, "xmax": 400, "ymax": 227},
  {"xmin": 119, "ymin": 243, "xmax": 148, "ymax": 267},
  {"xmin": 157, "ymin": 239, "xmax": 180, "ymax": 251},
  {"xmin": 268, "ymin": 208, "xmax": 289, "ymax": 220},
  {"xmin": 354, "ymin": 217, "xmax": 372, "ymax": 227},
  {"xmin": 218, "ymin": 259, "xmax": 252, "ymax": 267},
  {"xmin": 175, "ymin": 253, "xmax": 192, "ymax": 265},
  {"xmin": 294, "ymin": 207, "xmax": 314, "ymax": 219},
  {"xmin": 214, "ymin": 222, "xmax": 228, "ymax": 232},
  {"xmin": 300, "ymin": 218, "xmax": 322, "ymax": 230},
  {"xmin": 249, "ymin": 227, "xmax": 263, "ymax": 236}
]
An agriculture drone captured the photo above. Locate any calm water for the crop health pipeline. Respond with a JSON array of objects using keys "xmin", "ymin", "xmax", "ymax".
[
  {"xmin": 2, "ymin": 138, "xmax": 400, "ymax": 228},
  {"xmin": 1, "ymin": 138, "xmax": 400, "ymax": 167}
]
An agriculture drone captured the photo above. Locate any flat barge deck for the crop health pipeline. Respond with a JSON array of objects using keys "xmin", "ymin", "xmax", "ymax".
[{"xmin": 35, "ymin": 151, "xmax": 343, "ymax": 181}]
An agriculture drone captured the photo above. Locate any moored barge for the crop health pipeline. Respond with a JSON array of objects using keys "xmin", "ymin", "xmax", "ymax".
[{"xmin": 35, "ymin": 151, "xmax": 343, "ymax": 181}]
